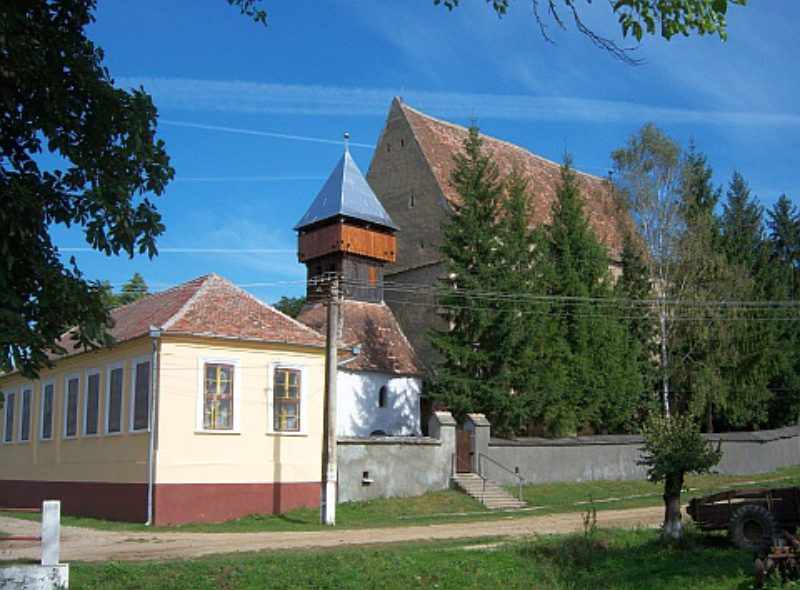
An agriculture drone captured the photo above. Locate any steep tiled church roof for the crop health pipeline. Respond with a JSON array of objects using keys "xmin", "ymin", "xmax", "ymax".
[
  {"xmin": 52, "ymin": 274, "xmax": 324, "ymax": 359},
  {"xmin": 393, "ymin": 99, "xmax": 629, "ymax": 259},
  {"xmin": 297, "ymin": 300, "xmax": 425, "ymax": 376}
]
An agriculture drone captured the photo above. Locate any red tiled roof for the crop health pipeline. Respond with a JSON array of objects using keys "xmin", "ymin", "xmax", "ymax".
[
  {"xmin": 397, "ymin": 100, "xmax": 630, "ymax": 259},
  {"xmin": 53, "ymin": 274, "xmax": 324, "ymax": 358},
  {"xmin": 297, "ymin": 300, "xmax": 425, "ymax": 376}
]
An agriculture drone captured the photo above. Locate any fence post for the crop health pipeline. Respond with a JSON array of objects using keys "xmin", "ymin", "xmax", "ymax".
[{"xmin": 41, "ymin": 500, "xmax": 60, "ymax": 566}]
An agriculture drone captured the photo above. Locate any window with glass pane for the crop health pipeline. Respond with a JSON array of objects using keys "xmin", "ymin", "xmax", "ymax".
[
  {"xmin": 85, "ymin": 372, "xmax": 100, "ymax": 435},
  {"xmin": 107, "ymin": 367, "xmax": 123, "ymax": 434},
  {"xmin": 132, "ymin": 361, "xmax": 150, "ymax": 431},
  {"xmin": 41, "ymin": 383, "xmax": 53, "ymax": 440},
  {"xmin": 65, "ymin": 377, "xmax": 79, "ymax": 437},
  {"xmin": 274, "ymin": 368, "xmax": 300, "ymax": 432},
  {"xmin": 20, "ymin": 388, "xmax": 31, "ymax": 442},
  {"xmin": 4, "ymin": 392, "xmax": 15, "ymax": 443},
  {"xmin": 203, "ymin": 363, "xmax": 234, "ymax": 430}
]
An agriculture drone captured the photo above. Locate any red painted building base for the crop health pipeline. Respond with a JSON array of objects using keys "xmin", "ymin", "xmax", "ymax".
[
  {"xmin": 153, "ymin": 482, "xmax": 321, "ymax": 525},
  {"xmin": 0, "ymin": 480, "xmax": 148, "ymax": 522},
  {"xmin": 0, "ymin": 480, "xmax": 321, "ymax": 525}
]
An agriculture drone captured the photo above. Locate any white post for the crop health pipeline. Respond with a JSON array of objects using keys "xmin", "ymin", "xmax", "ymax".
[{"xmin": 40, "ymin": 500, "xmax": 60, "ymax": 566}]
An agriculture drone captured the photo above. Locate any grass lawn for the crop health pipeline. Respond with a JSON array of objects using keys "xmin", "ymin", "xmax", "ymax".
[
  {"xmin": 516, "ymin": 465, "xmax": 800, "ymax": 515},
  {"xmin": 2, "ymin": 465, "xmax": 797, "ymax": 533},
  {"xmin": 69, "ymin": 527, "xmax": 777, "ymax": 590}
]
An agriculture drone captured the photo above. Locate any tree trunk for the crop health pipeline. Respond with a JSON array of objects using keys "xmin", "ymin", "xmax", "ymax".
[
  {"xmin": 658, "ymin": 308, "xmax": 670, "ymax": 416},
  {"xmin": 662, "ymin": 473, "xmax": 684, "ymax": 542}
]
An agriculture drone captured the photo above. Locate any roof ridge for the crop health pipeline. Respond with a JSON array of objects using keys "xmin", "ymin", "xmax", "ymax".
[
  {"xmin": 223, "ymin": 279, "xmax": 326, "ymax": 340},
  {"xmin": 108, "ymin": 274, "xmax": 208, "ymax": 313},
  {"xmin": 399, "ymin": 101, "xmax": 606, "ymax": 183},
  {"xmin": 160, "ymin": 274, "xmax": 216, "ymax": 331}
]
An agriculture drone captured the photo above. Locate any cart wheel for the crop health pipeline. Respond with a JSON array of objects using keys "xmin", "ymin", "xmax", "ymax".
[{"xmin": 729, "ymin": 504, "xmax": 779, "ymax": 553}]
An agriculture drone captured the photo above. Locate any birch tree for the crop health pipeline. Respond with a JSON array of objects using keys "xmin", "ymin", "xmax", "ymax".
[{"xmin": 612, "ymin": 124, "xmax": 683, "ymax": 415}]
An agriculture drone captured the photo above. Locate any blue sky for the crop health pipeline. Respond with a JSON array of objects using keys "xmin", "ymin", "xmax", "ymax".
[{"xmin": 54, "ymin": 0, "xmax": 800, "ymax": 303}]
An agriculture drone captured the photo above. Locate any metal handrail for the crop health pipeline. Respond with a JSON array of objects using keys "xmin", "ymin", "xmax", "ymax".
[
  {"xmin": 477, "ymin": 453, "xmax": 525, "ymax": 501},
  {"xmin": 0, "ymin": 505, "xmax": 43, "ymax": 542}
]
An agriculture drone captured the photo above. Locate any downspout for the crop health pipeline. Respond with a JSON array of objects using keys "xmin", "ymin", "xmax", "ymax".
[{"xmin": 145, "ymin": 326, "xmax": 162, "ymax": 526}]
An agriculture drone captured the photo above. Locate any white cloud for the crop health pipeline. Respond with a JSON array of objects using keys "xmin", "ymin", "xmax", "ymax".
[{"xmin": 120, "ymin": 76, "xmax": 800, "ymax": 131}]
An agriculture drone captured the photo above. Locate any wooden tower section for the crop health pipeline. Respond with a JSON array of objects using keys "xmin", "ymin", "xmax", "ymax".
[{"xmin": 295, "ymin": 149, "xmax": 398, "ymax": 303}]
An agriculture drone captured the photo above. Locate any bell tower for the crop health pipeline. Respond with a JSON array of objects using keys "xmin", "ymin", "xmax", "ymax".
[{"xmin": 295, "ymin": 142, "xmax": 398, "ymax": 303}]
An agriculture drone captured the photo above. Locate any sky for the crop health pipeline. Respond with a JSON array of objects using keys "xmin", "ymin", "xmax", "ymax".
[{"xmin": 52, "ymin": 0, "xmax": 800, "ymax": 304}]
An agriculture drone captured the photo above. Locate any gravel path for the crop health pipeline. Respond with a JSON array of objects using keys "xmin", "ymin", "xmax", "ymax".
[{"xmin": 0, "ymin": 506, "xmax": 664, "ymax": 563}]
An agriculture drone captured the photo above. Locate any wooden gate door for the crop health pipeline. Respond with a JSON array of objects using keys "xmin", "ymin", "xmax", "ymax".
[{"xmin": 455, "ymin": 428, "xmax": 473, "ymax": 473}]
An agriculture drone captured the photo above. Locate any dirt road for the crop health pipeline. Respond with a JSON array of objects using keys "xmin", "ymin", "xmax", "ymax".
[{"xmin": 0, "ymin": 506, "xmax": 664, "ymax": 563}]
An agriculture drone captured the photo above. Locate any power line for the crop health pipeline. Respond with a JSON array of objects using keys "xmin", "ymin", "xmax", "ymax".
[
  {"xmin": 174, "ymin": 175, "xmax": 326, "ymax": 182},
  {"xmin": 60, "ymin": 248, "xmax": 295, "ymax": 254}
]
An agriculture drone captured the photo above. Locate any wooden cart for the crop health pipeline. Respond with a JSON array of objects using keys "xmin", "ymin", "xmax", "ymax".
[{"xmin": 687, "ymin": 486, "xmax": 800, "ymax": 552}]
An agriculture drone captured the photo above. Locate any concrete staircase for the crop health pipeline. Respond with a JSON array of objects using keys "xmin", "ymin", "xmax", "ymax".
[{"xmin": 453, "ymin": 472, "xmax": 527, "ymax": 510}]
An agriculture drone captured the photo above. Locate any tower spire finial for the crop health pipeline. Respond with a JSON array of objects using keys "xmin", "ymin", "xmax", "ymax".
[{"xmin": 343, "ymin": 132, "xmax": 350, "ymax": 154}]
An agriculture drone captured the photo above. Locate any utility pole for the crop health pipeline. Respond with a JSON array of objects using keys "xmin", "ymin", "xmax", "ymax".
[{"xmin": 320, "ymin": 274, "xmax": 339, "ymax": 525}]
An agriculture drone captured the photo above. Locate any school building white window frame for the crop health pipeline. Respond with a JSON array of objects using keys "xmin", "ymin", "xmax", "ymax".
[
  {"xmin": 3, "ymin": 389, "xmax": 16, "ymax": 444},
  {"xmin": 39, "ymin": 380, "xmax": 55, "ymax": 441},
  {"xmin": 18, "ymin": 384, "xmax": 33, "ymax": 443},
  {"xmin": 267, "ymin": 363, "xmax": 307, "ymax": 436},
  {"xmin": 83, "ymin": 368, "xmax": 102, "ymax": 437},
  {"xmin": 130, "ymin": 356, "xmax": 151, "ymax": 433},
  {"xmin": 63, "ymin": 373, "xmax": 80, "ymax": 439},
  {"xmin": 195, "ymin": 357, "xmax": 241, "ymax": 434},
  {"xmin": 105, "ymin": 362, "xmax": 125, "ymax": 435}
]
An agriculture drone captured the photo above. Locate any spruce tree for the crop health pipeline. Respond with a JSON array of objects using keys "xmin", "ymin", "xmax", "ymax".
[
  {"xmin": 670, "ymin": 145, "xmax": 738, "ymax": 431},
  {"xmin": 428, "ymin": 127, "xmax": 525, "ymax": 435},
  {"xmin": 536, "ymin": 158, "xmax": 642, "ymax": 434},
  {"xmin": 721, "ymin": 172, "xmax": 767, "ymax": 281},
  {"xmin": 619, "ymin": 230, "xmax": 657, "ymax": 411},
  {"xmin": 765, "ymin": 195, "xmax": 800, "ymax": 426},
  {"xmin": 714, "ymin": 172, "xmax": 772, "ymax": 429}
]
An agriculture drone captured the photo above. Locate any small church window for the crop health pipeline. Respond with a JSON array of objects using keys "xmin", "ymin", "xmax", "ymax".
[
  {"xmin": 409, "ymin": 193, "xmax": 415, "ymax": 208},
  {"xmin": 378, "ymin": 385, "xmax": 388, "ymax": 408},
  {"xmin": 400, "ymin": 139, "xmax": 405, "ymax": 148}
]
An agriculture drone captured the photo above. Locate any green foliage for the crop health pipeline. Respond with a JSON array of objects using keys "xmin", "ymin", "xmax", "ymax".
[
  {"xmin": 533, "ymin": 159, "xmax": 642, "ymax": 435},
  {"xmin": 619, "ymin": 230, "xmax": 658, "ymax": 406},
  {"xmin": 639, "ymin": 414, "xmax": 722, "ymax": 494},
  {"xmin": 435, "ymin": 0, "xmax": 746, "ymax": 66},
  {"xmin": 1, "ymin": 1, "xmax": 265, "ymax": 379},
  {"xmin": 0, "ymin": 0, "xmax": 173, "ymax": 377},
  {"xmin": 226, "ymin": 0, "xmax": 268, "ymax": 25},
  {"xmin": 612, "ymin": 124, "xmax": 684, "ymax": 415},
  {"xmin": 428, "ymin": 127, "xmax": 529, "ymax": 436},
  {"xmin": 721, "ymin": 172, "xmax": 766, "ymax": 277},
  {"xmin": 100, "ymin": 273, "xmax": 150, "ymax": 308},
  {"xmin": 272, "ymin": 295, "xmax": 307, "ymax": 318},
  {"xmin": 639, "ymin": 414, "xmax": 720, "ymax": 541},
  {"xmin": 671, "ymin": 150, "xmax": 760, "ymax": 431},
  {"xmin": 434, "ymin": 1, "xmax": 745, "ymax": 41},
  {"xmin": 430, "ymin": 136, "xmax": 641, "ymax": 436},
  {"xmin": 614, "ymin": 0, "xmax": 746, "ymax": 41},
  {"xmin": 764, "ymin": 195, "xmax": 800, "ymax": 426},
  {"xmin": 118, "ymin": 273, "xmax": 149, "ymax": 306}
]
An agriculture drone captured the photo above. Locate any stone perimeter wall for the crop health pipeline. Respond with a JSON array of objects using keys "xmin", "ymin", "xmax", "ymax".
[
  {"xmin": 480, "ymin": 421, "xmax": 800, "ymax": 486},
  {"xmin": 337, "ymin": 411, "xmax": 455, "ymax": 503},
  {"xmin": 338, "ymin": 413, "xmax": 799, "ymax": 504}
]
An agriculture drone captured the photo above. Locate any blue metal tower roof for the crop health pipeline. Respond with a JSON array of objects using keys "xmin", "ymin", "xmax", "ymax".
[{"xmin": 294, "ymin": 150, "xmax": 398, "ymax": 231}]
